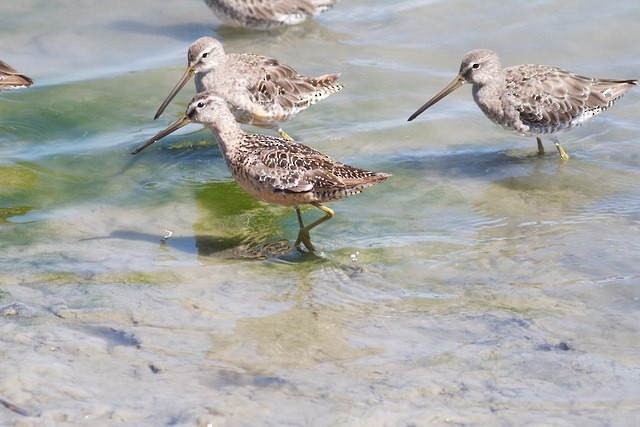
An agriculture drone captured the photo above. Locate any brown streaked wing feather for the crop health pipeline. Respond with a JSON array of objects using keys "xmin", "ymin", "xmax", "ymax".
[
  {"xmin": 266, "ymin": 0, "xmax": 318, "ymax": 16},
  {"xmin": 586, "ymin": 78, "xmax": 637, "ymax": 107},
  {"xmin": 506, "ymin": 65, "xmax": 589, "ymax": 126},
  {"xmin": 231, "ymin": 53, "xmax": 341, "ymax": 110},
  {"xmin": 309, "ymin": 0, "xmax": 338, "ymax": 14},
  {"xmin": 294, "ymin": 165, "xmax": 388, "ymax": 194},
  {"xmin": 241, "ymin": 134, "xmax": 339, "ymax": 193},
  {"xmin": 218, "ymin": 0, "xmax": 336, "ymax": 17},
  {"xmin": 242, "ymin": 135, "xmax": 385, "ymax": 194},
  {"xmin": 507, "ymin": 65, "xmax": 637, "ymax": 127}
]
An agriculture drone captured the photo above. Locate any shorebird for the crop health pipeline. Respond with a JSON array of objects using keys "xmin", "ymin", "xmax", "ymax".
[
  {"xmin": 136, "ymin": 92, "xmax": 389, "ymax": 252},
  {"xmin": 0, "ymin": 60, "xmax": 33, "ymax": 89},
  {"xmin": 203, "ymin": 0, "xmax": 338, "ymax": 30},
  {"xmin": 408, "ymin": 49, "xmax": 637, "ymax": 160},
  {"xmin": 154, "ymin": 37, "xmax": 343, "ymax": 141}
]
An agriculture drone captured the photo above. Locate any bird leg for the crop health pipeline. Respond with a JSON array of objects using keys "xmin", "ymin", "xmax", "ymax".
[
  {"xmin": 277, "ymin": 127, "xmax": 294, "ymax": 141},
  {"xmin": 294, "ymin": 207, "xmax": 314, "ymax": 252},
  {"xmin": 294, "ymin": 203, "xmax": 334, "ymax": 252},
  {"xmin": 536, "ymin": 137, "xmax": 545, "ymax": 156},
  {"xmin": 552, "ymin": 137, "xmax": 570, "ymax": 161}
]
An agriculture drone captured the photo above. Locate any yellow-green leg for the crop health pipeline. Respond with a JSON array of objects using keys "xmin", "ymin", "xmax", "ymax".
[
  {"xmin": 294, "ymin": 203, "xmax": 334, "ymax": 252},
  {"xmin": 278, "ymin": 127, "xmax": 294, "ymax": 141},
  {"xmin": 294, "ymin": 207, "xmax": 313, "ymax": 251},
  {"xmin": 552, "ymin": 137, "xmax": 569, "ymax": 161},
  {"xmin": 536, "ymin": 137, "xmax": 545, "ymax": 156}
]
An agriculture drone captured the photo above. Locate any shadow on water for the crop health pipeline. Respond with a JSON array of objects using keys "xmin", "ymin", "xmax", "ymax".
[
  {"xmin": 212, "ymin": 18, "xmax": 350, "ymax": 44},
  {"xmin": 91, "ymin": 223, "xmax": 328, "ymax": 264},
  {"xmin": 384, "ymin": 141, "xmax": 640, "ymax": 248},
  {"xmin": 80, "ymin": 325, "xmax": 141, "ymax": 349},
  {"xmin": 392, "ymin": 144, "xmax": 566, "ymax": 180},
  {"xmin": 192, "ymin": 181, "xmax": 336, "ymax": 261},
  {"xmin": 475, "ymin": 155, "xmax": 634, "ymax": 220},
  {"xmin": 109, "ymin": 16, "xmax": 348, "ymax": 46},
  {"xmin": 86, "ymin": 229, "xmax": 297, "ymax": 260},
  {"xmin": 392, "ymin": 140, "xmax": 634, "ymax": 196},
  {"xmin": 109, "ymin": 20, "xmax": 216, "ymax": 43}
]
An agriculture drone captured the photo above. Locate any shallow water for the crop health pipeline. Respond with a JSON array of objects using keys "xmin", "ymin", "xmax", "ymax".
[{"xmin": 1, "ymin": 0, "xmax": 640, "ymax": 425}]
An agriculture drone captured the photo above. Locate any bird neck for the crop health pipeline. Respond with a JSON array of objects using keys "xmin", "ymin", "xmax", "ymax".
[
  {"xmin": 472, "ymin": 76, "xmax": 530, "ymax": 134},
  {"xmin": 207, "ymin": 117, "xmax": 245, "ymax": 160},
  {"xmin": 195, "ymin": 56, "xmax": 227, "ymax": 91},
  {"xmin": 472, "ymin": 77, "xmax": 507, "ymax": 121}
]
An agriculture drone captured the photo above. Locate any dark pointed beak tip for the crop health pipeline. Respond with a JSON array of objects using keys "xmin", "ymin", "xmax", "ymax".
[
  {"xmin": 407, "ymin": 108, "xmax": 426, "ymax": 122},
  {"xmin": 153, "ymin": 67, "xmax": 195, "ymax": 120},
  {"xmin": 131, "ymin": 114, "xmax": 192, "ymax": 156},
  {"xmin": 131, "ymin": 144, "xmax": 148, "ymax": 155}
]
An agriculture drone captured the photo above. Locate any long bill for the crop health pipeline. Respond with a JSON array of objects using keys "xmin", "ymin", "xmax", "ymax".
[
  {"xmin": 153, "ymin": 67, "xmax": 195, "ymax": 120},
  {"xmin": 131, "ymin": 115, "xmax": 192, "ymax": 155},
  {"xmin": 407, "ymin": 74, "xmax": 465, "ymax": 121}
]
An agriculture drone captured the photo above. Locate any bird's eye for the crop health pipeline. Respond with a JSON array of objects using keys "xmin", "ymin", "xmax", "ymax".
[
  {"xmin": 472, "ymin": 63, "xmax": 480, "ymax": 69},
  {"xmin": 197, "ymin": 101, "xmax": 205, "ymax": 108},
  {"xmin": 202, "ymin": 52, "xmax": 209, "ymax": 59}
]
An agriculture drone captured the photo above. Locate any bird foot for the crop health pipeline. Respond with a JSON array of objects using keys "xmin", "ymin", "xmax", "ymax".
[
  {"xmin": 294, "ymin": 230, "xmax": 316, "ymax": 252},
  {"xmin": 278, "ymin": 128, "xmax": 294, "ymax": 141},
  {"xmin": 555, "ymin": 142, "xmax": 570, "ymax": 161}
]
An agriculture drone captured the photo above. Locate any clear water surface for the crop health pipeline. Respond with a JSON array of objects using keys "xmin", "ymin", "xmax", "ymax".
[{"xmin": 1, "ymin": 0, "xmax": 639, "ymax": 425}]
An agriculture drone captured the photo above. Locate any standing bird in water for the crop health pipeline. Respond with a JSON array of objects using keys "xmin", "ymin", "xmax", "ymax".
[
  {"xmin": 0, "ymin": 60, "xmax": 33, "ymax": 89},
  {"xmin": 136, "ymin": 92, "xmax": 390, "ymax": 252},
  {"xmin": 154, "ymin": 37, "xmax": 343, "ymax": 141},
  {"xmin": 408, "ymin": 49, "xmax": 637, "ymax": 160},
  {"xmin": 203, "ymin": 0, "xmax": 338, "ymax": 30}
]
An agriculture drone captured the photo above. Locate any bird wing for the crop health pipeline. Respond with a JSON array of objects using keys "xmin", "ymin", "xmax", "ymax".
[
  {"xmin": 240, "ymin": 133, "xmax": 384, "ymax": 195},
  {"xmin": 0, "ymin": 60, "xmax": 33, "ymax": 88},
  {"xmin": 506, "ymin": 65, "xmax": 636, "ymax": 128},
  {"xmin": 229, "ymin": 53, "xmax": 341, "ymax": 112},
  {"xmin": 261, "ymin": 140, "xmax": 345, "ymax": 193}
]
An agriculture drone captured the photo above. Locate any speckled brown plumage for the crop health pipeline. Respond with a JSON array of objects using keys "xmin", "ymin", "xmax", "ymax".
[
  {"xmin": 0, "ymin": 60, "xmax": 33, "ymax": 89},
  {"xmin": 203, "ymin": 0, "xmax": 338, "ymax": 29},
  {"xmin": 409, "ymin": 49, "xmax": 637, "ymax": 160},
  {"xmin": 154, "ymin": 37, "xmax": 343, "ymax": 140},
  {"xmin": 137, "ymin": 92, "xmax": 389, "ymax": 252}
]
